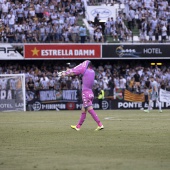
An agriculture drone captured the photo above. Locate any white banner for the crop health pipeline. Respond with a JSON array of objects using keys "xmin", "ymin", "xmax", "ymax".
[
  {"xmin": 62, "ymin": 90, "xmax": 78, "ymax": 100},
  {"xmin": 159, "ymin": 89, "xmax": 170, "ymax": 103},
  {"xmin": 40, "ymin": 90, "xmax": 56, "ymax": 101},
  {"xmin": 0, "ymin": 44, "xmax": 23, "ymax": 59},
  {"xmin": 86, "ymin": 6, "xmax": 117, "ymax": 22}
]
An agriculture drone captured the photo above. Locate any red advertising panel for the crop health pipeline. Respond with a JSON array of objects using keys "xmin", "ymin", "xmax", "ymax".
[{"xmin": 25, "ymin": 44, "xmax": 101, "ymax": 59}]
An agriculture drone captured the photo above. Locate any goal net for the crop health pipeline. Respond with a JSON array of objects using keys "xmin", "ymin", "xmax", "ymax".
[{"xmin": 0, "ymin": 74, "xmax": 26, "ymax": 112}]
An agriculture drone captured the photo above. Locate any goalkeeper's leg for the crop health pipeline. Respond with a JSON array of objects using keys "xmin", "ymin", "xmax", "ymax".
[
  {"xmin": 76, "ymin": 110, "xmax": 87, "ymax": 129},
  {"xmin": 71, "ymin": 107, "xmax": 87, "ymax": 131}
]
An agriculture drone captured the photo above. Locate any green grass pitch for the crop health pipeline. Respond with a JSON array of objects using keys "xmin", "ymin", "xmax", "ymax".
[{"xmin": 0, "ymin": 110, "xmax": 170, "ymax": 170}]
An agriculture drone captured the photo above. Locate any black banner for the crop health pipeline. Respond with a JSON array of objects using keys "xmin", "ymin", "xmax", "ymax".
[
  {"xmin": 28, "ymin": 99, "xmax": 111, "ymax": 111},
  {"xmin": 28, "ymin": 99, "xmax": 170, "ymax": 111},
  {"xmin": 102, "ymin": 44, "xmax": 170, "ymax": 58},
  {"xmin": 28, "ymin": 100, "xmax": 105, "ymax": 111}
]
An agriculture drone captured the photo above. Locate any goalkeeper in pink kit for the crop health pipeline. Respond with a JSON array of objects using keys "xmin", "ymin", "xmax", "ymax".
[{"xmin": 61, "ymin": 60, "xmax": 104, "ymax": 131}]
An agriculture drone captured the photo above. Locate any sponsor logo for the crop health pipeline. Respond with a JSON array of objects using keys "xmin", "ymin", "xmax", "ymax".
[
  {"xmin": 32, "ymin": 101, "xmax": 41, "ymax": 111},
  {"xmin": 0, "ymin": 45, "xmax": 23, "ymax": 59},
  {"xmin": 31, "ymin": 47, "xmax": 95, "ymax": 57},
  {"xmin": 117, "ymin": 101, "xmax": 170, "ymax": 109},
  {"xmin": 31, "ymin": 47, "xmax": 39, "ymax": 56},
  {"xmin": 0, "ymin": 47, "xmax": 17, "ymax": 54},
  {"xmin": 76, "ymin": 103, "xmax": 100, "ymax": 109},
  {"xmin": 143, "ymin": 48, "xmax": 162, "ymax": 54},
  {"xmin": 0, "ymin": 103, "xmax": 13, "ymax": 108},
  {"xmin": 66, "ymin": 102, "xmax": 76, "ymax": 110},
  {"xmin": 116, "ymin": 46, "xmax": 138, "ymax": 57},
  {"xmin": 118, "ymin": 102, "xmax": 142, "ymax": 108},
  {"xmin": 91, "ymin": 8, "xmax": 112, "ymax": 18},
  {"xmin": 41, "ymin": 103, "xmax": 66, "ymax": 110},
  {"xmin": 102, "ymin": 100, "xmax": 109, "ymax": 110}
]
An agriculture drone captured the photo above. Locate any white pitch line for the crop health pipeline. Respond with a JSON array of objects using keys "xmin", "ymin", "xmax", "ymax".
[
  {"xmin": 0, "ymin": 121, "xmax": 55, "ymax": 124},
  {"xmin": 104, "ymin": 117, "xmax": 170, "ymax": 121}
]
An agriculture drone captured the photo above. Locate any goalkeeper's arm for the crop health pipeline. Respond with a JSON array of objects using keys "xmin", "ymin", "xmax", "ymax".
[
  {"xmin": 63, "ymin": 69, "xmax": 75, "ymax": 76},
  {"xmin": 58, "ymin": 61, "xmax": 87, "ymax": 77},
  {"xmin": 57, "ymin": 69, "xmax": 75, "ymax": 77}
]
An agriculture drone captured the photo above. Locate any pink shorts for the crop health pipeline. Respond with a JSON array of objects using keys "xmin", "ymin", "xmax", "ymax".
[{"xmin": 82, "ymin": 90, "xmax": 94, "ymax": 108}]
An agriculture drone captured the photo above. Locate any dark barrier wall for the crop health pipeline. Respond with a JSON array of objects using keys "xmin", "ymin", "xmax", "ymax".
[{"xmin": 26, "ymin": 90, "xmax": 170, "ymax": 111}]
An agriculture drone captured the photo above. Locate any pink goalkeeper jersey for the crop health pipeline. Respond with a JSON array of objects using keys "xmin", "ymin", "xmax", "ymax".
[
  {"xmin": 82, "ymin": 68, "xmax": 95, "ymax": 91},
  {"xmin": 67, "ymin": 60, "xmax": 95, "ymax": 91}
]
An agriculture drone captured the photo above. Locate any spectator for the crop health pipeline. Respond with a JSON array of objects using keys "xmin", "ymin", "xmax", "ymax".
[
  {"xmin": 49, "ymin": 76, "xmax": 55, "ymax": 90},
  {"xmin": 79, "ymin": 24, "xmax": 86, "ymax": 43},
  {"xmin": 66, "ymin": 77, "xmax": 72, "ymax": 89},
  {"xmin": 6, "ymin": 29, "xmax": 15, "ymax": 43},
  {"xmin": 94, "ymin": 28, "xmax": 103, "ymax": 42},
  {"xmin": 71, "ymin": 76, "xmax": 81, "ymax": 89},
  {"xmin": 62, "ymin": 28, "xmax": 70, "ymax": 43},
  {"xmin": 102, "ymin": 76, "xmax": 109, "ymax": 90},
  {"xmin": 119, "ymin": 75, "xmax": 127, "ymax": 90},
  {"xmin": 133, "ymin": 70, "xmax": 141, "ymax": 93},
  {"xmin": 110, "ymin": 25, "xmax": 118, "ymax": 41},
  {"xmin": 70, "ymin": 23, "xmax": 79, "ymax": 43},
  {"xmin": 26, "ymin": 77, "xmax": 35, "ymax": 91},
  {"xmin": 161, "ymin": 24, "xmax": 167, "ymax": 42},
  {"xmin": 7, "ymin": 11, "xmax": 15, "ymax": 29},
  {"xmin": 104, "ymin": 18, "xmax": 111, "ymax": 35},
  {"xmin": 97, "ymin": 88, "xmax": 104, "ymax": 109},
  {"xmin": 94, "ymin": 13, "xmax": 100, "ymax": 26},
  {"xmin": 40, "ymin": 74, "xmax": 49, "ymax": 89},
  {"xmin": 88, "ymin": 21, "xmax": 95, "ymax": 42},
  {"xmin": 10, "ymin": 78, "xmax": 17, "ymax": 90}
]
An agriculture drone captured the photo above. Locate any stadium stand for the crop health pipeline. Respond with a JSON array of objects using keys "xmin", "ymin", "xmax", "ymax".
[{"xmin": 1, "ymin": 0, "xmax": 170, "ymax": 43}]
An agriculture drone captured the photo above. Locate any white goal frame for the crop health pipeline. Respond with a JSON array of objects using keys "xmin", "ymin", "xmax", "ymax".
[{"xmin": 0, "ymin": 74, "xmax": 26, "ymax": 112}]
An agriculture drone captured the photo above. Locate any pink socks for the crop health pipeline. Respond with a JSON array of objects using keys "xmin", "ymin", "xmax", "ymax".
[
  {"xmin": 76, "ymin": 112, "xmax": 86, "ymax": 128},
  {"xmin": 76, "ymin": 109, "xmax": 103, "ymax": 128},
  {"xmin": 88, "ymin": 109, "xmax": 102, "ymax": 127}
]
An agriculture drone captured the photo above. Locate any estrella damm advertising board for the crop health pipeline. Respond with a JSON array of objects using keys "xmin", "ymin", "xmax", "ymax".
[{"xmin": 25, "ymin": 44, "xmax": 101, "ymax": 59}]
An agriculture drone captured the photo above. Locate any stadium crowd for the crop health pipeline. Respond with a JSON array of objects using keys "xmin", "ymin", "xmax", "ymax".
[
  {"xmin": 0, "ymin": 0, "xmax": 86, "ymax": 43},
  {"xmin": 1, "ymin": 0, "xmax": 170, "ymax": 43},
  {"xmin": 100, "ymin": 0, "xmax": 170, "ymax": 42},
  {"xmin": 123, "ymin": 0, "xmax": 170, "ymax": 42},
  {"xmin": 0, "ymin": 60, "xmax": 170, "ymax": 94}
]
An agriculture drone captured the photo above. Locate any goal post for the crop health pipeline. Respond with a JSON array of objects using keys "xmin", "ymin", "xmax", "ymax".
[{"xmin": 0, "ymin": 74, "xmax": 26, "ymax": 112}]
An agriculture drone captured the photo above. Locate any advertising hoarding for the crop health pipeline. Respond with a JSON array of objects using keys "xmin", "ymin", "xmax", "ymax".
[{"xmin": 25, "ymin": 44, "xmax": 101, "ymax": 59}]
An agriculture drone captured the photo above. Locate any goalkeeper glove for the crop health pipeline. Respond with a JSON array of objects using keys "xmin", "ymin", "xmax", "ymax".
[{"xmin": 57, "ymin": 71, "xmax": 65, "ymax": 77}]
